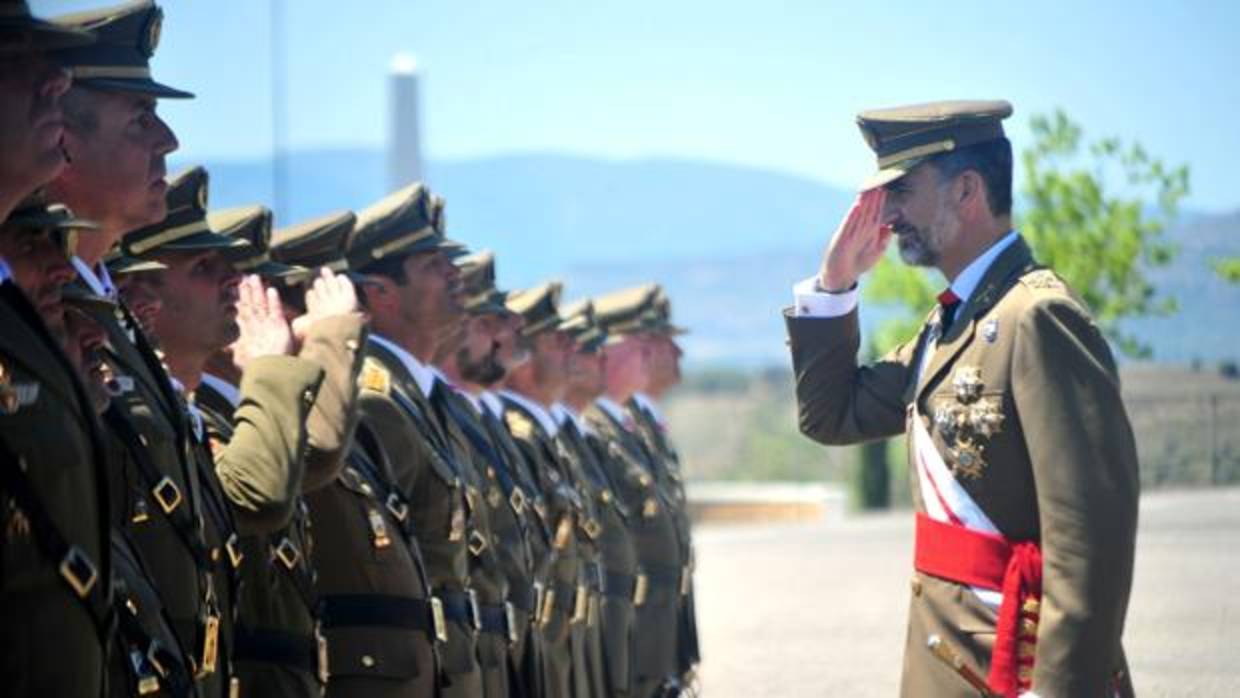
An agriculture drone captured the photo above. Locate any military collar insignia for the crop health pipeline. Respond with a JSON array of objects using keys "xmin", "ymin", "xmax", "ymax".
[
  {"xmin": 361, "ymin": 359, "xmax": 391, "ymax": 395},
  {"xmin": 982, "ymin": 317, "xmax": 999, "ymax": 343}
]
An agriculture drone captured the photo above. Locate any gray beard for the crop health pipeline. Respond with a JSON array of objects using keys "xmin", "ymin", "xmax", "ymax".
[{"xmin": 896, "ymin": 228, "xmax": 940, "ymax": 267}]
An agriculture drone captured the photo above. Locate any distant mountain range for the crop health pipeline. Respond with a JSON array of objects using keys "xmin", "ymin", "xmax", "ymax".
[{"xmin": 180, "ymin": 148, "xmax": 1240, "ymax": 367}]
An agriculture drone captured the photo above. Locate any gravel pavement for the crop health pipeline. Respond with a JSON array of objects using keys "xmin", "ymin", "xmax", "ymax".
[{"xmin": 691, "ymin": 487, "xmax": 1240, "ymax": 697}]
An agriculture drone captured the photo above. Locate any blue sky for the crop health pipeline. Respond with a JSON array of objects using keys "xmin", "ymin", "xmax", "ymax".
[{"xmin": 36, "ymin": 0, "xmax": 1240, "ymax": 211}]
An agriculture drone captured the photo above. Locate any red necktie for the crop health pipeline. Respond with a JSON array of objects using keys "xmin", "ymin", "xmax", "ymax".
[{"xmin": 937, "ymin": 288, "xmax": 962, "ymax": 330}]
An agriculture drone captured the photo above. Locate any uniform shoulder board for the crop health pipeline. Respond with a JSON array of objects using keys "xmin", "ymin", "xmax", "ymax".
[
  {"xmin": 505, "ymin": 409, "xmax": 535, "ymax": 440},
  {"xmin": 360, "ymin": 358, "xmax": 391, "ymax": 394},
  {"xmin": 1019, "ymin": 268, "xmax": 1066, "ymax": 292}
]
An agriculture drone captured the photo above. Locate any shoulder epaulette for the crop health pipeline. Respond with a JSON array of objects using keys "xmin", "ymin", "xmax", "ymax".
[
  {"xmin": 1019, "ymin": 268, "xmax": 1066, "ymax": 292},
  {"xmin": 360, "ymin": 358, "xmax": 391, "ymax": 394},
  {"xmin": 505, "ymin": 409, "xmax": 535, "ymax": 440}
]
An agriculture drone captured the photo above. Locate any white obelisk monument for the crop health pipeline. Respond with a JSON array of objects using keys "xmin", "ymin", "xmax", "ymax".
[{"xmin": 388, "ymin": 52, "xmax": 424, "ymax": 190}]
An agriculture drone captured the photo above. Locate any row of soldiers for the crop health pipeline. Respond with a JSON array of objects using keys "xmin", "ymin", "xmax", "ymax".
[{"xmin": 1, "ymin": 2, "xmax": 699, "ymax": 697}]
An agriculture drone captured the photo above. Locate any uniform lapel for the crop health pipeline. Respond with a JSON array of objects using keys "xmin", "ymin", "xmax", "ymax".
[
  {"xmin": 916, "ymin": 238, "xmax": 1036, "ymax": 400},
  {"xmin": 0, "ymin": 285, "xmax": 88, "ymax": 422}
]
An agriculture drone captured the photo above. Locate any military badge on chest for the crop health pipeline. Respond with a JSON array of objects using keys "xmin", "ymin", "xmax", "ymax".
[{"xmin": 932, "ymin": 366, "xmax": 1004, "ymax": 480}]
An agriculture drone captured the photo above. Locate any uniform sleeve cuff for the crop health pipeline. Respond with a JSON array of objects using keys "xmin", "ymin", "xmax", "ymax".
[{"xmin": 792, "ymin": 275, "xmax": 859, "ymax": 318}]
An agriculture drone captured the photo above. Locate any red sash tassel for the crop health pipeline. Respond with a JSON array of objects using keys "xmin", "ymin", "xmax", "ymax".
[{"xmin": 913, "ymin": 514, "xmax": 1043, "ymax": 697}]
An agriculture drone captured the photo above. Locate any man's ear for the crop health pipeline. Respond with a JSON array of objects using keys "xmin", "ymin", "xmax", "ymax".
[{"xmin": 956, "ymin": 170, "xmax": 986, "ymax": 215}]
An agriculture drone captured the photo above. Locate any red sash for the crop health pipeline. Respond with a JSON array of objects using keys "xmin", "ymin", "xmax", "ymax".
[{"xmin": 914, "ymin": 513, "xmax": 1043, "ymax": 697}]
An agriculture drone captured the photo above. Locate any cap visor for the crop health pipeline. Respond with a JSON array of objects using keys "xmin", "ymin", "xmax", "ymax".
[
  {"xmin": 246, "ymin": 260, "xmax": 306, "ymax": 279},
  {"xmin": 6, "ymin": 210, "xmax": 99, "ymax": 230},
  {"xmin": 72, "ymin": 76, "xmax": 194, "ymax": 99},
  {"xmin": 106, "ymin": 256, "xmax": 167, "ymax": 274},
  {"xmin": 860, "ymin": 166, "xmax": 911, "ymax": 192},
  {"xmin": 158, "ymin": 230, "xmax": 247, "ymax": 251}
]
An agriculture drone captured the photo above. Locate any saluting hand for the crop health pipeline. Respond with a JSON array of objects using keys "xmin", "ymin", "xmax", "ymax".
[
  {"xmin": 231, "ymin": 274, "xmax": 293, "ymax": 366},
  {"xmin": 818, "ymin": 187, "xmax": 890, "ymax": 292},
  {"xmin": 291, "ymin": 267, "xmax": 359, "ymax": 342}
]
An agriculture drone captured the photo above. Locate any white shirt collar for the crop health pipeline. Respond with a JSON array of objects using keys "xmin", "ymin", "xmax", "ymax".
[
  {"xmin": 199, "ymin": 372, "xmax": 241, "ymax": 408},
  {"xmin": 368, "ymin": 333, "xmax": 437, "ymax": 398},
  {"xmin": 457, "ymin": 389, "xmax": 482, "ymax": 413},
  {"xmin": 479, "ymin": 391, "xmax": 505, "ymax": 420},
  {"xmin": 631, "ymin": 392, "xmax": 665, "ymax": 425},
  {"xmin": 500, "ymin": 388, "xmax": 559, "ymax": 437},
  {"xmin": 72, "ymin": 256, "xmax": 117, "ymax": 301},
  {"xmin": 594, "ymin": 396, "xmax": 630, "ymax": 429},
  {"xmin": 0, "ymin": 257, "xmax": 12, "ymax": 284},
  {"xmin": 948, "ymin": 230, "xmax": 1020, "ymax": 305},
  {"xmin": 554, "ymin": 402, "xmax": 594, "ymax": 436}
]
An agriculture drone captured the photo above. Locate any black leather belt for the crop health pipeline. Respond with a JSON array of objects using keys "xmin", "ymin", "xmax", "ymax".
[
  {"xmin": 233, "ymin": 627, "xmax": 317, "ymax": 674},
  {"xmin": 604, "ymin": 569, "xmax": 637, "ymax": 601},
  {"xmin": 508, "ymin": 583, "xmax": 536, "ymax": 613},
  {"xmin": 321, "ymin": 594, "xmax": 433, "ymax": 634},
  {"xmin": 581, "ymin": 561, "xmax": 604, "ymax": 592},
  {"xmin": 477, "ymin": 603, "xmax": 508, "ymax": 636},
  {"xmin": 438, "ymin": 589, "xmax": 475, "ymax": 626}
]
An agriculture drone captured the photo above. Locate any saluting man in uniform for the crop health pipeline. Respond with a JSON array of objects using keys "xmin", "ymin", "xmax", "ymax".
[{"xmin": 786, "ymin": 100, "xmax": 1139, "ymax": 697}]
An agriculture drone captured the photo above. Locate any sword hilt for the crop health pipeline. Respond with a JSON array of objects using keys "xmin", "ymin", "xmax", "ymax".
[{"xmin": 927, "ymin": 634, "xmax": 999, "ymax": 698}]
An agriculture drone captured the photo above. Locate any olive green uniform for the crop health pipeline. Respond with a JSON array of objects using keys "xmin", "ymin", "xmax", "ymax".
[
  {"xmin": 586, "ymin": 402, "xmax": 682, "ymax": 697},
  {"xmin": 358, "ymin": 339, "xmax": 483, "ymax": 697},
  {"xmin": 0, "ymin": 281, "xmax": 112, "ymax": 698},
  {"xmin": 556, "ymin": 411, "xmax": 639, "ymax": 698},
  {"xmin": 787, "ymin": 239, "xmax": 1138, "ymax": 697},
  {"xmin": 500, "ymin": 395, "xmax": 590, "ymax": 698},
  {"xmin": 626, "ymin": 398, "xmax": 699, "ymax": 679},
  {"xmin": 194, "ymin": 312, "xmax": 365, "ymax": 697}
]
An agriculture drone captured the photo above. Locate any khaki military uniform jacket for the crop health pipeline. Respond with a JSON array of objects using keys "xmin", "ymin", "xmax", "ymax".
[
  {"xmin": 585, "ymin": 403, "xmax": 682, "ymax": 696},
  {"xmin": 358, "ymin": 339, "xmax": 483, "ymax": 696},
  {"xmin": 626, "ymin": 399, "xmax": 700, "ymax": 679},
  {"xmin": 559, "ymin": 417, "xmax": 640, "ymax": 698},
  {"xmin": 786, "ymin": 238, "xmax": 1138, "ymax": 697},
  {"xmin": 0, "ymin": 282, "xmax": 111, "ymax": 698},
  {"xmin": 500, "ymin": 396, "xmax": 588, "ymax": 698},
  {"xmin": 195, "ymin": 312, "xmax": 365, "ymax": 698}
]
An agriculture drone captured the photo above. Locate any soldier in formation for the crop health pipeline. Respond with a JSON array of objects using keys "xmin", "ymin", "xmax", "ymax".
[{"xmin": 0, "ymin": 2, "xmax": 700, "ymax": 696}]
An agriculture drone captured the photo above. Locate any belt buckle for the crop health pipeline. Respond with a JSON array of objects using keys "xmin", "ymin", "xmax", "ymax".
[
  {"xmin": 197, "ymin": 611, "xmax": 220, "ymax": 678},
  {"xmin": 224, "ymin": 532, "xmax": 244, "ymax": 568},
  {"xmin": 128, "ymin": 648, "xmax": 160, "ymax": 695},
  {"xmin": 367, "ymin": 508, "xmax": 392, "ymax": 549},
  {"xmin": 504, "ymin": 601, "xmax": 519, "ymax": 645},
  {"xmin": 468, "ymin": 529, "xmax": 489, "ymax": 557},
  {"xmin": 571, "ymin": 584, "xmax": 588, "ymax": 624},
  {"xmin": 273, "ymin": 536, "xmax": 301, "ymax": 570},
  {"xmin": 58, "ymin": 545, "xmax": 99, "ymax": 599},
  {"xmin": 151, "ymin": 476, "xmax": 183, "ymax": 514},
  {"xmin": 509, "ymin": 487, "xmax": 527, "ymax": 514},
  {"xmin": 587, "ymin": 594, "xmax": 599, "ymax": 627},
  {"xmin": 633, "ymin": 573, "xmax": 648, "ymax": 607},
  {"xmin": 467, "ymin": 588, "xmax": 483, "ymax": 632},
  {"xmin": 385, "ymin": 492, "xmax": 409, "ymax": 523},
  {"xmin": 539, "ymin": 586, "xmax": 557, "ymax": 628},
  {"xmin": 532, "ymin": 582, "xmax": 545, "ymax": 625},
  {"xmin": 680, "ymin": 565, "xmax": 691, "ymax": 596},
  {"xmin": 582, "ymin": 517, "xmax": 602, "ymax": 540},
  {"xmin": 430, "ymin": 596, "xmax": 449, "ymax": 643},
  {"xmin": 315, "ymin": 621, "xmax": 330, "ymax": 684}
]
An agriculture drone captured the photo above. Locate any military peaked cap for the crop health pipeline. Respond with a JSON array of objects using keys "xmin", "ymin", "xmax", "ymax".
[
  {"xmin": 271, "ymin": 210, "xmax": 355, "ymax": 276},
  {"xmin": 593, "ymin": 283, "xmax": 663, "ymax": 342},
  {"xmin": 456, "ymin": 249, "xmax": 510, "ymax": 316},
  {"xmin": 0, "ymin": 1, "xmax": 94, "ymax": 51},
  {"xmin": 856, "ymin": 100, "xmax": 1012, "ymax": 190},
  {"xmin": 52, "ymin": 0, "xmax": 192, "ymax": 98},
  {"xmin": 122, "ymin": 166, "xmax": 243, "ymax": 257},
  {"xmin": 505, "ymin": 281, "xmax": 563, "ymax": 337},
  {"xmin": 558, "ymin": 299, "xmax": 607, "ymax": 353},
  {"xmin": 346, "ymin": 182, "xmax": 460, "ymax": 272},
  {"xmin": 208, "ymin": 205, "xmax": 302, "ymax": 279}
]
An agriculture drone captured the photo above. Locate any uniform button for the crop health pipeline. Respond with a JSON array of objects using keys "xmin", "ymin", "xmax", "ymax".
[
  {"xmin": 361, "ymin": 655, "xmax": 375, "ymax": 668},
  {"xmin": 910, "ymin": 577, "xmax": 922, "ymax": 597},
  {"xmin": 302, "ymin": 390, "xmax": 315, "ymax": 405}
]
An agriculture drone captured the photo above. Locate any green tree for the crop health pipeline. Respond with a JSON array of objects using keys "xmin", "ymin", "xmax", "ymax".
[{"xmin": 1214, "ymin": 257, "xmax": 1240, "ymax": 284}]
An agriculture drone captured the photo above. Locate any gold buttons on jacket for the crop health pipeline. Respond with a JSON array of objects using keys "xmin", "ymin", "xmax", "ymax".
[{"xmin": 361, "ymin": 655, "xmax": 375, "ymax": 668}]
